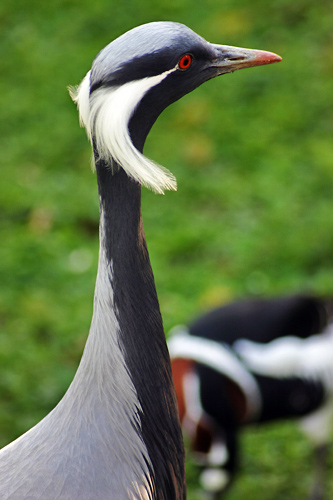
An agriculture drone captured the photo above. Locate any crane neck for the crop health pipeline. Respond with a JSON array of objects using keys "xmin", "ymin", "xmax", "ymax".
[{"xmin": 85, "ymin": 156, "xmax": 186, "ymax": 500}]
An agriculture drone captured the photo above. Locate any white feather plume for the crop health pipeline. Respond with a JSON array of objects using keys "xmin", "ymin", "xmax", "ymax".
[{"xmin": 70, "ymin": 69, "xmax": 177, "ymax": 194}]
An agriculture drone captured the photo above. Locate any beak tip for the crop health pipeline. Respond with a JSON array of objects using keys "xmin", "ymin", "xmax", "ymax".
[
  {"xmin": 273, "ymin": 54, "xmax": 282, "ymax": 63},
  {"xmin": 256, "ymin": 50, "xmax": 282, "ymax": 66}
]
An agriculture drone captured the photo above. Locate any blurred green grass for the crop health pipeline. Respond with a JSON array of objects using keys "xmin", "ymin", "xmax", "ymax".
[{"xmin": 1, "ymin": 0, "xmax": 333, "ymax": 498}]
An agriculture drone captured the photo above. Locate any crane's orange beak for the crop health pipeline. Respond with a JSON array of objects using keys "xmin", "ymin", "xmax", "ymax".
[{"xmin": 211, "ymin": 44, "xmax": 282, "ymax": 74}]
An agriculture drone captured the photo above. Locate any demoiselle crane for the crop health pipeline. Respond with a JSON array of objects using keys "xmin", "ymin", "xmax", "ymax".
[
  {"xmin": 169, "ymin": 295, "xmax": 333, "ymax": 499},
  {"xmin": 0, "ymin": 22, "xmax": 281, "ymax": 499}
]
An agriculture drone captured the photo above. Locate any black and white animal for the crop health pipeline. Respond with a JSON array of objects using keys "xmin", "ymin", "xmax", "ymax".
[
  {"xmin": 169, "ymin": 295, "xmax": 333, "ymax": 499},
  {"xmin": 0, "ymin": 22, "xmax": 281, "ymax": 500}
]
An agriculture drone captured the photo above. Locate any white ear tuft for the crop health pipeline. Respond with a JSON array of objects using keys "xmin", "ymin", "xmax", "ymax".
[
  {"xmin": 70, "ymin": 70, "xmax": 177, "ymax": 194},
  {"xmin": 69, "ymin": 71, "xmax": 91, "ymax": 130}
]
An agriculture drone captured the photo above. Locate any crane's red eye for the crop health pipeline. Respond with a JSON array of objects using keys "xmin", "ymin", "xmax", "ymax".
[{"xmin": 178, "ymin": 54, "xmax": 193, "ymax": 70}]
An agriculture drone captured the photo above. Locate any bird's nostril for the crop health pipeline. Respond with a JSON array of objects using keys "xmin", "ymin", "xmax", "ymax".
[{"xmin": 227, "ymin": 56, "xmax": 246, "ymax": 61}]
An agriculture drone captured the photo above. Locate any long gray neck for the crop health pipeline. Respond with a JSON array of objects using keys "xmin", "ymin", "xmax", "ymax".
[{"xmin": 68, "ymin": 160, "xmax": 186, "ymax": 499}]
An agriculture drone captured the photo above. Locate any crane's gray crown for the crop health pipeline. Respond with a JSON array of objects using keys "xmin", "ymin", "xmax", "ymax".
[{"xmin": 90, "ymin": 22, "xmax": 213, "ymax": 90}]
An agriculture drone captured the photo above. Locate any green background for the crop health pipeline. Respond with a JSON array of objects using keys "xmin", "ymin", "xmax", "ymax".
[{"xmin": 1, "ymin": 0, "xmax": 333, "ymax": 498}]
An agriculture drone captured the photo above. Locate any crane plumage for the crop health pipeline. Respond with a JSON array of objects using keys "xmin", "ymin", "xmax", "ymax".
[
  {"xmin": 169, "ymin": 295, "xmax": 333, "ymax": 499},
  {"xmin": 72, "ymin": 69, "xmax": 178, "ymax": 193},
  {"xmin": 0, "ymin": 21, "xmax": 281, "ymax": 499}
]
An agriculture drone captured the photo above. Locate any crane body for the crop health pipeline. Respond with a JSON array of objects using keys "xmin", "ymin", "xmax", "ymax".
[
  {"xmin": 169, "ymin": 295, "xmax": 333, "ymax": 499},
  {"xmin": 0, "ymin": 22, "xmax": 281, "ymax": 499}
]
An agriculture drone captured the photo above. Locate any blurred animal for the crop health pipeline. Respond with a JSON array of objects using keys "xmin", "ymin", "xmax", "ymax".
[{"xmin": 169, "ymin": 295, "xmax": 333, "ymax": 499}]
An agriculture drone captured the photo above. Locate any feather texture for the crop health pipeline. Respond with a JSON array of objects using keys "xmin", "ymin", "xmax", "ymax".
[{"xmin": 70, "ymin": 69, "xmax": 178, "ymax": 194}]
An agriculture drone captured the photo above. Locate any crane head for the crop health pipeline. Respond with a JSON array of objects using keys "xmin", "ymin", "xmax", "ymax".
[{"xmin": 71, "ymin": 22, "xmax": 281, "ymax": 194}]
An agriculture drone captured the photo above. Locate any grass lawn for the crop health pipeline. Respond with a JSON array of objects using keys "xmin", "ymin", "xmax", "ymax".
[{"xmin": 1, "ymin": 0, "xmax": 333, "ymax": 497}]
